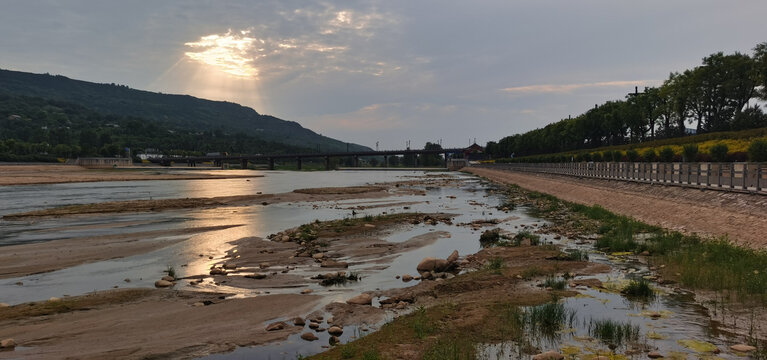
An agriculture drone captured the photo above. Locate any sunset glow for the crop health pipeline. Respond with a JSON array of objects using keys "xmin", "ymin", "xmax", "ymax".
[{"xmin": 185, "ymin": 30, "xmax": 259, "ymax": 78}]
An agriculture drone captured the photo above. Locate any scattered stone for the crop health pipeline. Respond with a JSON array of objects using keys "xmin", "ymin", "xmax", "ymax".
[
  {"xmin": 223, "ymin": 263, "xmax": 237, "ymax": 270},
  {"xmin": 329, "ymin": 336, "xmax": 341, "ymax": 345},
  {"xmin": 300, "ymin": 332, "xmax": 318, "ymax": 341},
  {"xmin": 259, "ymin": 262, "xmax": 270, "ymax": 269},
  {"xmin": 245, "ymin": 273, "xmax": 267, "ymax": 279},
  {"xmin": 532, "ymin": 350, "xmax": 564, "ymax": 360},
  {"xmin": 48, "ymin": 297, "xmax": 61, "ymax": 302},
  {"xmin": 301, "ymin": 289, "xmax": 313, "ymax": 294},
  {"xmin": 293, "ymin": 317, "xmax": 305, "ymax": 326},
  {"xmin": 0, "ymin": 339, "xmax": 16, "ymax": 350},
  {"xmin": 395, "ymin": 301, "xmax": 407, "ymax": 309},
  {"xmin": 308, "ymin": 322, "xmax": 320, "ymax": 329},
  {"xmin": 161, "ymin": 275, "xmax": 175, "ymax": 282},
  {"xmin": 123, "ymin": 278, "xmax": 131, "ymax": 283},
  {"xmin": 154, "ymin": 280, "xmax": 173, "ymax": 288},
  {"xmin": 647, "ymin": 351, "xmax": 663, "ymax": 358},
  {"xmin": 328, "ymin": 326, "xmax": 344, "ymax": 336},
  {"xmin": 14, "ymin": 282, "xmax": 22, "ymax": 286},
  {"xmin": 364, "ymin": 224, "xmax": 376, "ymax": 228},
  {"xmin": 209, "ymin": 268, "xmax": 225, "ymax": 275},
  {"xmin": 346, "ymin": 293, "xmax": 373, "ymax": 305},
  {"xmin": 281, "ymin": 235, "xmax": 290, "ymax": 242},
  {"xmin": 730, "ymin": 344, "xmax": 756, "ymax": 353},
  {"xmin": 266, "ymin": 321, "xmax": 288, "ymax": 331},
  {"xmin": 446, "ymin": 250, "xmax": 459, "ymax": 264},
  {"xmin": 312, "ymin": 253, "xmax": 325, "ymax": 260},
  {"xmin": 420, "ymin": 271, "xmax": 432, "ymax": 280},
  {"xmin": 192, "ymin": 302, "xmax": 205, "ymax": 307},
  {"xmin": 402, "ymin": 274, "xmax": 413, "ymax": 282}
]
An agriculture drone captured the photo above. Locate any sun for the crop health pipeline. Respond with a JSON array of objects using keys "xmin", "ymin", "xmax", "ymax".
[{"xmin": 184, "ymin": 30, "xmax": 259, "ymax": 79}]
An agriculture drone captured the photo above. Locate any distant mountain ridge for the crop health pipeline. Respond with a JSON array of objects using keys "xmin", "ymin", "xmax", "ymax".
[{"xmin": 0, "ymin": 69, "xmax": 370, "ymax": 153}]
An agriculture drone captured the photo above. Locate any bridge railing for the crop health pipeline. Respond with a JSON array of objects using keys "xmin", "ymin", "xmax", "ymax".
[{"xmin": 477, "ymin": 162, "xmax": 767, "ymax": 194}]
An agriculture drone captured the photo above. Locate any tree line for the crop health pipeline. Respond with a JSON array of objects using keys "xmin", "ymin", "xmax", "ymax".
[{"xmin": 486, "ymin": 42, "xmax": 767, "ymax": 159}]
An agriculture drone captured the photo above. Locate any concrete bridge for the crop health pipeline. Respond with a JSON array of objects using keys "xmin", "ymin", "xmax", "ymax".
[{"xmin": 154, "ymin": 148, "xmax": 465, "ymax": 170}]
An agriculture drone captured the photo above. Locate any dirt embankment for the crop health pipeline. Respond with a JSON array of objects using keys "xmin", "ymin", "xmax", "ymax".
[
  {"xmin": 466, "ymin": 167, "xmax": 767, "ymax": 248},
  {"xmin": 0, "ymin": 164, "xmax": 263, "ymax": 186}
]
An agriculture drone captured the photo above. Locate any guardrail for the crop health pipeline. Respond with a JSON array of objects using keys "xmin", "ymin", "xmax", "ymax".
[{"xmin": 478, "ymin": 162, "xmax": 767, "ymax": 194}]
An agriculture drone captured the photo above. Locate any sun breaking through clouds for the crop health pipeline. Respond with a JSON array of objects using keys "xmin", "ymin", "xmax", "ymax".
[{"xmin": 185, "ymin": 30, "xmax": 259, "ymax": 78}]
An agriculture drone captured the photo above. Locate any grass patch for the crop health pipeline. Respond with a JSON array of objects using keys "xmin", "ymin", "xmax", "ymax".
[
  {"xmin": 621, "ymin": 279, "xmax": 655, "ymax": 300},
  {"xmin": 422, "ymin": 336, "xmax": 476, "ymax": 360},
  {"xmin": 588, "ymin": 319, "xmax": 640, "ymax": 346},
  {"xmin": 484, "ymin": 257, "xmax": 505, "ymax": 274},
  {"xmin": 502, "ymin": 184, "xmax": 767, "ymax": 302},
  {"xmin": 0, "ymin": 289, "xmax": 153, "ymax": 321},
  {"xmin": 479, "ymin": 228, "xmax": 501, "ymax": 247},
  {"xmin": 412, "ymin": 306, "xmax": 436, "ymax": 339},
  {"xmin": 521, "ymin": 266, "xmax": 545, "ymax": 280},
  {"xmin": 512, "ymin": 231, "xmax": 540, "ymax": 246},
  {"xmin": 543, "ymin": 277, "xmax": 566, "ymax": 290},
  {"xmin": 165, "ymin": 265, "xmax": 176, "ymax": 278},
  {"xmin": 518, "ymin": 302, "xmax": 577, "ymax": 341}
]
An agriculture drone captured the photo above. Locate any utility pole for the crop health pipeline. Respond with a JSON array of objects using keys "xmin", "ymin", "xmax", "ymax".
[{"xmin": 376, "ymin": 141, "xmax": 379, "ymax": 151}]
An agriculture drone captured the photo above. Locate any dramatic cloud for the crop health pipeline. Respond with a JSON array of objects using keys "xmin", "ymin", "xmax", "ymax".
[{"xmin": 185, "ymin": 30, "xmax": 259, "ymax": 78}]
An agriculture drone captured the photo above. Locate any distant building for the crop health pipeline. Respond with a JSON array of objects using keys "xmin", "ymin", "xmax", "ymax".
[{"xmin": 463, "ymin": 143, "xmax": 485, "ymax": 161}]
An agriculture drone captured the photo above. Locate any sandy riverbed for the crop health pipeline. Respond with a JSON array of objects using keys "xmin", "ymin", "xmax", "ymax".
[{"xmin": 0, "ymin": 164, "xmax": 262, "ymax": 186}]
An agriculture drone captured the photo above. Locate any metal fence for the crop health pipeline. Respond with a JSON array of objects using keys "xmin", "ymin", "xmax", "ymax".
[{"xmin": 479, "ymin": 162, "xmax": 767, "ymax": 194}]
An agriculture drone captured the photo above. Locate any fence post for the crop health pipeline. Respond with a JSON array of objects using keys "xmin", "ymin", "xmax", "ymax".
[
  {"xmin": 743, "ymin": 165, "xmax": 748, "ymax": 190},
  {"xmin": 758, "ymin": 165, "xmax": 762, "ymax": 192},
  {"xmin": 730, "ymin": 165, "xmax": 735, "ymax": 189}
]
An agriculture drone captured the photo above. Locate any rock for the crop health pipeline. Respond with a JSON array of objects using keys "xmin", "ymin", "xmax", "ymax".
[
  {"xmin": 209, "ymin": 268, "xmax": 225, "ymax": 275},
  {"xmin": 192, "ymin": 302, "xmax": 205, "ymax": 307},
  {"xmin": 402, "ymin": 274, "xmax": 413, "ymax": 282},
  {"xmin": 259, "ymin": 262, "xmax": 270, "ymax": 269},
  {"xmin": 532, "ymin": 351, "xmax": 564, "ymax": 360},
  {"xmin": 301, "ymin": 332, "xmax": 318, "ymax": 341},
  {"xmin": 328, "ymin": 326, "xmax": 344, "ymax": 336},
  {"xmin": 123, "ymin": 278, "xmax": 131, "ymax": 283},
  {"xmin": 308, "ymin": 322, "xmax": 320, "ymax": 329},
  {"xmin": 329, "ymin": 336, "xmax": 341, "ymax": 345},
  {"xmin": 647, "ymin": 351, "xmax": 663, "ymax": 358},
  {"xmin": 161, "ymin": 275, "xmax": 175, "ymax": 282},
  {"xmin": 301, "ymin": 289, "xmax": 313, "ymax": 294},
  {"xmin": 417, "ymin": 257, "xmax": 439, "ymax": 272},
  {"xmin": 420, "ymin": 271, "xmax": 432, "ymax": 280},
  {"xmin": 246, "ymin": 273, "xmax": 267, "ymax": 279},
  {"xmin": 312, "ymin": 253, "xmax": 325, "ymax": 260},
  {"xmin": 321, "ymin": 260, "xmax": 349, "ymax": 268},
  {"xmin": 223, "ymin": 263, "xmax": 237, "ymax": 270},
  {"xmin": 346, "ymin": 293, "xmax": 373, "ymax": 305},
  {"xmin": 364, "ymin": 224, "xmax": 376, "ymax": 228},
  {"xmin": 0, "ymin": 338, "xmax": 16, "ymax": 349},
  {"xmin": 281, "ymin": 235, "xmax": 290, "ymax": 242},
  {"xmin": 395, "ymin": 301, "xmax": 407, "ymax": 309},
  {"xmin": 446, "ymin": 250, "xmax": 459, "ymax": 264},
  {"xmin": 266, "ymin": 321, "xmax": 288, "ymax": 331},
  {"xmin": 0, "ymin": 303, "xmax": 9, "ymax": 307},
  {"xmin": 48, "ymin": 297, "xmax": 61, "ymax": 302},
  {"xmin": 293, "ymin": 317, "xmax": 306, "ymax": 326},
  {"xmin": 730, "ymin": 344, "xmax": 756, "ymax": 352},
  {"xmin": 154, "ymin": 280, "xmax": 173, "ymax": 288}
]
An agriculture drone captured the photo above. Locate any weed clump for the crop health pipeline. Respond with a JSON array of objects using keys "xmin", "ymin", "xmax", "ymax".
[
  {"xmin": 518, "ymin": 302, "xmax": 577, "ymax": 341},
  {"xmin": 543, "ymin": 276, "xmax": 566, "ymax": 290},
  {"xmin": 621, "ymin": 279, "xmax": 655, "ymax": 300},
  {"xmin": 588, "ymin": 319, "xmax": 640, "ymax": 346}
]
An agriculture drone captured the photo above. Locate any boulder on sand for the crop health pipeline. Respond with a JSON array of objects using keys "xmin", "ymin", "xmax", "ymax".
[
  {"xmin": 154, "ymin": 280, "xmax": 173, "ymax": 288},
  {"xmin": 446, "ymin": 250, "xmax": 459, "ymax": 264},
  {"xmin": 346, "ymin": 293, "xmax": 373, "ymax": 305},
  {"xmin": 402, "ymin": 274, "xmax": 413, "ymax": 282},
  {"xmin": 301, "ymin": 332, "xmax": 318, "ymax": 341},
  {"xmin": 265, "ymin": 321, "xmax": 288, "ymax": 331},
  {"xmin": 0, "ymin": 338, "xmax": 16, "ymax": 350},
  {"xmin": 328, "ymin": 326, "xmax": 344, "ymax": 336},
  {"xmin": 293, "ymin": 317, "xmax": 306, "ymax": 326},
  {"xmin": 730, "ymin": 344, "xmax": 756, "ymax": 353}
]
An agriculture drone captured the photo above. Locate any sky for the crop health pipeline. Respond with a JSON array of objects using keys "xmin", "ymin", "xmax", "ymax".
[{"xmin": 1, "ymin": 1, "xmax": 766, "ymax": 150}]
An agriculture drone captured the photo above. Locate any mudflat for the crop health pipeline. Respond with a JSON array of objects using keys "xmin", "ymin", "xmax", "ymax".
[{"xmin": 0, "ymin": 164, "xmax": 262, "ymax": 186}]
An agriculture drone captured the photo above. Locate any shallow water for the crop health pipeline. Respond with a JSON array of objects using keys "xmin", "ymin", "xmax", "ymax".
[{"xmin": 0, "ymin": 170, "xmax": 754, "ymax": 359}]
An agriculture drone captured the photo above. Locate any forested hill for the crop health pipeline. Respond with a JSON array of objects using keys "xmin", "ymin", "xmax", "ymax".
[{"xmin": 0, "ymin": 69, "xmax": 370, "ymax": 153}]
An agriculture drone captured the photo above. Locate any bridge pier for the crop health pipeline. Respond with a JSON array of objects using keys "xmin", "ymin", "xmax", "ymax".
[
  {"xmin": 353, "ymin": 155, "xmax": 359, "ymax": 167},
  {"xmin": 268, "ymin": 158, "xmax": 274, "ymax": 170},
  {"xmin": 240, "ymin": 159, "xmax": 248, "ymax": 169},
  {"xmin": 324, "ymin": 156, "xmax": 330, "ymax": 170},
  {"xmin": 384, "ymin": 155, "xmax": 388, "ymax": 168},
  {"xmin": 296, "ymin": 157, "xmax": 302, "ymax": 170}
]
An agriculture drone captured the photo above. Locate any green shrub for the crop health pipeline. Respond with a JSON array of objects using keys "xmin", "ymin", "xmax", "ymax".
[
  {"xmin": 748, "ymin": 139, "xmax": 767, "ymax": 162},
  {"xmin": 625, "ymin": 149, "xmax": 639, "ymax": 162},
  {"xmin": 682, "ymin": 144, "xmax": 699, "ymax": 162},
  {"xmin": 581, "ymin": 153, "xmax": 592, "ymax": 162},
  {"xmin": 602, "ymin": 151, "xmax": 613, "ymax": 162},
  {"xmin": 613, "ymin": 151, "xmax": 623, "ymax": 162},
  {"xmin": 591, "ymin": 152, "xmax": 603, "ymax": 162},
  {"xmin": 642, "ymin": 148, "xmax": 657, "ymax": 162},
  {"xmin": 659, "ymin": 147, "xmax": 675, "ymax": 162},
  {"xmin": 709, "ymin": 143, "xmax": 729, "ymax": 162},
  {"xmin": 621, "ymin": 279, "xmax": 655, "ymax": 300}
]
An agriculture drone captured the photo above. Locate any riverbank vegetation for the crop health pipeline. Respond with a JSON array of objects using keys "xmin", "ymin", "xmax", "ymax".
[{"xmin": 486, "ymin": 42, "xmax": 767, "ymax": 162}]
